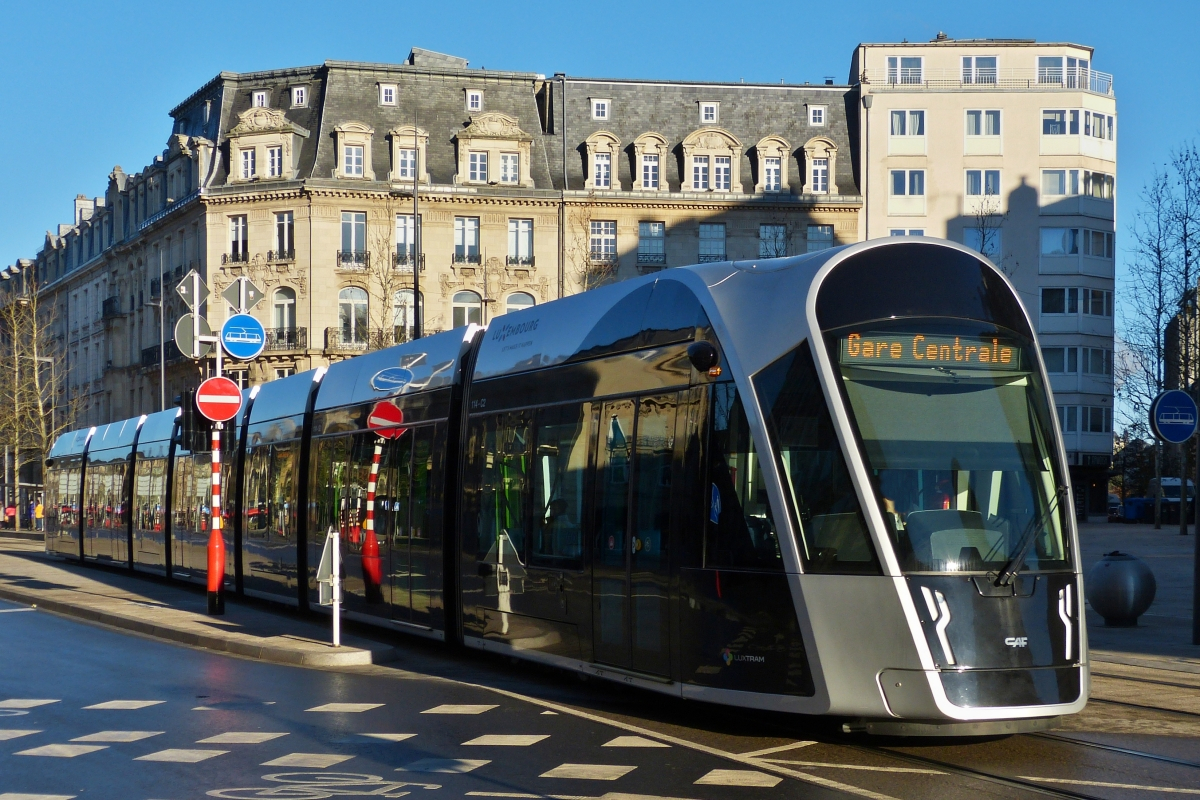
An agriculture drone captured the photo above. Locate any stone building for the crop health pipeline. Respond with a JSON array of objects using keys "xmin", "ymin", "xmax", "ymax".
[{"xmin": 4, "ymin": 48, "xmax": 859, "ymax": 426}]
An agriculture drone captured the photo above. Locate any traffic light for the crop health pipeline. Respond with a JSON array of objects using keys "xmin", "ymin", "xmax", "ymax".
[{"xmin": 176, "ymin": 389, "xmax": 212, "ymax": 452}]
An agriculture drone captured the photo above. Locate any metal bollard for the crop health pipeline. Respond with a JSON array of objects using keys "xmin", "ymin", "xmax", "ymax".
[{"xmin": 1086, "ymin": 551, "xmax": 1156, "ymax": 627}]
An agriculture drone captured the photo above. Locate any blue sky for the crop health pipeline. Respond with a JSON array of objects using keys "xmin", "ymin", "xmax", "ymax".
[{"xmin": 1, "ymin": 0, "xmax": 1194, "ymax": 294}]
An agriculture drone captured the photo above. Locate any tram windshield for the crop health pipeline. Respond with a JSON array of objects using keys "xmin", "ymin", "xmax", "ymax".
[{"xmin": 830, "ymin": 321, "xmax": 1071, "ymax": 575}]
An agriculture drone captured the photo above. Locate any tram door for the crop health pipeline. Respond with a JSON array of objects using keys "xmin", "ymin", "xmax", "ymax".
[{"xmin": 593, "ymin": 394, "xmax": 676, "ymax": 676}]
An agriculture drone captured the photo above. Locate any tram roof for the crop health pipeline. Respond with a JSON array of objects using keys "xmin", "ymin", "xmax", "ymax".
[
  {"xmin": 88, "ymin": 416, "xmax": 143, "ymax": 454},
  {"xmin": 247, "ymin": 368, "xmax": 322, "ymax": 426},
  {"xmin": 49, "ymin": 427, "xmax": 93, "ymax": 459},
  {"xmin": 137, "ymin": 408, "xmax": 179, "ymax": 445}
]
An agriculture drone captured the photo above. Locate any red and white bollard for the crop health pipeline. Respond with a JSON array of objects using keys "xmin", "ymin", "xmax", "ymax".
[
  {"xmin": 362, "ymin": 438, "xmax": 384, "ymax": 604},
  {"xmin": 207, "ymin": 424, "xmax": 225, "ymax": 615}
]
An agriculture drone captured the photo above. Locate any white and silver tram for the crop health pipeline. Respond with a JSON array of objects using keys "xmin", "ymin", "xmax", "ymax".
[{"xmin": 43, "ymin": 238, "xmax": 1087, "ymax": 735}]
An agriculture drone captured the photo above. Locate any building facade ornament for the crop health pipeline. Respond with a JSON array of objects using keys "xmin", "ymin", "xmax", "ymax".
[
  {"xmin": 454, "ymin": 113, "xmax": 534, "ymax": 187},
  {"xmin": 681, "ymin": 127, "xmax": 743, "ymax": 193}
]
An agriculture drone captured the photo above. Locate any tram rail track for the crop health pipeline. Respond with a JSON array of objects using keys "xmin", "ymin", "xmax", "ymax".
[{"xmin": 1032, "ymin": 731, "xmax": 1200, "ymax": 769}]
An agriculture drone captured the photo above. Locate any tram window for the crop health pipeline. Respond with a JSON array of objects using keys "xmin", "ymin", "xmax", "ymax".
[
  {"xmin": 754, "ymin": 341, "xmax": 881, "ymax": 574},
  {"xmin": 468, "ymin": 412, "xmax": 532, "ymax": 562},
  {"xmin": 531, "ymin": 403, "xmax": 588, "ymax": 567},
  {"xmin": 705, "ymin": 383, "xmax": 783, "ymax": 571}
]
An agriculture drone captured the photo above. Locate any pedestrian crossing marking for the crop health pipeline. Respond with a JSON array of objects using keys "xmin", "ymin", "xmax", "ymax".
[
  {"xmin": 198, "ymin": 732, "xmax": 288, "ymax": 744},
  {"xmin": 603, "ymin": 735, "xmax": 669, "ymax": 748},
  {"xmin": 398, "ymin": 758, "xmax": 491, "ymax": 773},
  {"xmin": 463, "ymin": 734, "xmax": 549, "ymax": 746},
  {"xmin": 14, "ymin": 744, "xmax": 108, "ymax": 758},
  {"xmin": 695, "ymin": 769, "xmax": 782, "ymax": 787},
  {"xmin": 540, "ymin": 710, "xmax": 558, "ymax": 715},
  {"xmin": 0, "ymin": 730, "xmax": 41, "ymax": 741},
  {"xmin": 305, "ymin": 703, "xmax": 383, "ymax": 713},
  {"xmin": 539, "ymin": 763, "xmax": 636, "ymax": 780},
  {"xmin": 0, "ymin": 794, "xmax": 78, "ymax": 799},
  {"xmin": 135, "ymin": 748, "xmax": 228, "ymax": 763},
  {"xmin": 359, "ymin": 733, "xmax": 417, "ymax": 742},
  {"xmin": 71, "ymin": 730, "xmax": 163, "ymax": 743},
  {"xmin": 261, "ymin": 753, "xmax": 354, "ymax": 768},
  {"xmin": 0, "ymin": 700, "xmax": 59, "ymax": 709},
  {"xmin": 421, "ymin": 704, "xmax": 497, "ymax": 715},
  {"xmin": 84, "ymin": 700, "xmax": 164, "ymax": 710}
]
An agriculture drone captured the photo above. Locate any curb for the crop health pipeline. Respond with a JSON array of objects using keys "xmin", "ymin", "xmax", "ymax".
[{"xmin": 0, "ymin": 583, "xmax": 396, "ymax": 668}]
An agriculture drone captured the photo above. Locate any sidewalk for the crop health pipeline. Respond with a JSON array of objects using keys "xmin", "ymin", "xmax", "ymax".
[{"xmin": 0, "ymin": 538, "xmax": 395, "ymax": 667}]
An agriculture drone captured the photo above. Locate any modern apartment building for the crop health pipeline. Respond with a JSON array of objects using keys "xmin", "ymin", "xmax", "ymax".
[{"xmin": 851, "ymin": 36, "xmax": 1116, "ymax": 514}]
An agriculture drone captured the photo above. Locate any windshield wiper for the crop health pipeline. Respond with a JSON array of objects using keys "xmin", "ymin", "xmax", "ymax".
[{"xmin": 996, "ymin": 485, "xmax": 1067, "ymax": 586}]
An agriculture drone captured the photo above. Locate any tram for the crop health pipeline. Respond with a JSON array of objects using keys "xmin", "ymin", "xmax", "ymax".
[{"xmin": 42, "ymin": 239, "xmax": 1087, "ymax": 735}]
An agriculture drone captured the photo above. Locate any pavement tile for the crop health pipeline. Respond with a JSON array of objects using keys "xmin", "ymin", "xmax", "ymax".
[
  {"xmin": 71, "ymin": 730, "xmax": 163, "ymax": 742},
  {"xmin": 198, "ymin": 732, "xmax": 288, "ymax": 744},
  {"xmin": 539, "ymin": 763, "xmax": 636, "ymax": 780},
  {"xmin": 135, "ymin": 748, "xmax": 228, "ymax": 763},
  {"xmin": 14, "ymin": 744, "xmax": 108, "ymax": 758},
  {"xmin": 261, "ymin": 753, "xmax": 354, "ymax": 768},
  {"xmin": 695, "ymin": 769, "xmax": 782, "ymax": 787},
  {"xmin": 463, "ymin": 734, "xmax": 549, "ymax": 746},
  {"xmin": 421, "ymin": 704, "xmax": 497, "ymax": 714},
  {"xmin": 398, "ymin": 758, "xmax": 491, "ymax": 773}
]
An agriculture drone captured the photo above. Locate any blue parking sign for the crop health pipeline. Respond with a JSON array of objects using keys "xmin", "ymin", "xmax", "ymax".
[
  {"xmin": 220, "ymin": 313, "xmax": 266, "ymax": 361},
  {"xmin": 1150, "ymin": 389, "xmax": 1198, "ymax": 444}
]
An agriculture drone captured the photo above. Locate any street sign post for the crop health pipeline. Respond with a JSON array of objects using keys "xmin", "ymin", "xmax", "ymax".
[
  {"xmin": 195, "ymin": 376, "xmax": 243, "ymax": 423},
  {"xmin": 176, "ymin": 269, "xmax": 209, "ymax": 311},
  {"xmin": 1150, "ymin": 390, "xmax": 1198, "ymax": 444},
  {"xmin": 221, "ymin": 276, "xmax": 264, "ymax": 314},
  {"xmin": 174, "ymin": 314, "xmax": 213, "ymax": 359},
  {"xmin": 221, "ymin": 314, "xmax": 266, "ymax": 361}
]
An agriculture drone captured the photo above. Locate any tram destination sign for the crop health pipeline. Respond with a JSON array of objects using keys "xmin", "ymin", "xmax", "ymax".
[{"xmin": 839, "ymin": 332, "xmax": 1020, "ymax": 370}]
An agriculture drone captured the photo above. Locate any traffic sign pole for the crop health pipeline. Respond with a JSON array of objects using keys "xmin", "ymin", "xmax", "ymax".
[
  {"xmin": 208, "ymin": 424, "xmax": 225, "ymax": 615},
  {"xmin": 362, "ymin": 440, "xmax": 384, "ymax": 604}
]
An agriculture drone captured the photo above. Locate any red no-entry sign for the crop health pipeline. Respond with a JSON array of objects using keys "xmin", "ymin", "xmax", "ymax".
[
  {"xmin": 367, "ymin": 401, "xmax": 405, "ymax": 439},
  {"xmin": 196, "ymin": 376, "xmax": 243, "ymax": 422}
]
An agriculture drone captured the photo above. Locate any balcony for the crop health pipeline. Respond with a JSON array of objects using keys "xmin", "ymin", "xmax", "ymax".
[
  {"xmin": 871, "ymin": 66, "xmax": 1114, "ymax": 96},
  {"xmin": 101, "ymin": 296, "xmax": 123, "ymax": 320},
  {"xmin": 697, "ymin": 253, "xmax": 726, "ymax": 263},
  {"xmin": 267, "ymin": 249, "xmax": 295, "ymax": 263},
  {"xmin": 324, "ymin": 327, "xmax": 369, "ymax": 352},
  {"xmin": 222, "ymin": 251, "xmax": 249, "ymax": 265},
  {"xmin": 589, "ymin": 251, "xmax": 618, "ymax": 267},
  {"xmin": 452, "ymin": 252, "xmax": 482, "ymax": 265},
  {"xmin": 505, "ymin": 255, "xmax": 535, "ymax": 267},
  {"xmin": 264, "ymin": 327, "xmax": 307, "ymax": 351},
  {"xmin": 393, "ymin": 251, "xmax": 426, "ymax": 272},
  {"xmin": 337, "ymin": 250, "xmax": 369, "ymax": 269},
  {"xmin": 141, "ymin": 341, "xmax": 184, "ymax": 368}
]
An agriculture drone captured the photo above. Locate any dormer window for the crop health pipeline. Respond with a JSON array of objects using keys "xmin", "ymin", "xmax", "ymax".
[
  {"xmin": 252, "ymin": 90, "xmax": 268, "ymax": 108},
  {"xmin": 453, "ymin": 113, "xmax": 533, "ymax": 188},
  {"xmin": 240, "ymin": 148, "xmax": 256, "ymax": 179},
  {"xmin": 345, "ymin": 145, "xmax": 364, "ymax": 176},
  {"xmin": 754, "ymin": 135, "xmax": 790, "ymax": 194},
  {"xmin": 809, "ymin": 105, "xmax": 826, "ymax": 126},
  {"xmin": 682, "ymin": 128, "xmax": 742, "ymax": 193},
  {"xmin": 466, "ymin": 89, "xmax": 483, "ymax": 112},
  {"xmin": 700, "ymin": 102, "xmax": 719, "ymax": 124},
  {"xmin": 379, "ymin": 84, "xmax": 397, "ymax": 106},
  {"xmin": 291, "ymin": 86, "xmax": 307, "ymax": 107},
  {"xmin": 591, "ymin": 98, "xmax": 610, "ymax": 120},
  {"xmin": 225, "ymin": 107, "xmax": 311, "ymax": 184},
  {"xmin": 388, "ymin": 126, "xmax": 431, "ymax": 185},
  {"xmin": 333, "ymin": 122, "xmax": 375, "ymax": 180},
  {"xmin": 583, "ymin": 131, "xmax": 621, "ymax": 191}
]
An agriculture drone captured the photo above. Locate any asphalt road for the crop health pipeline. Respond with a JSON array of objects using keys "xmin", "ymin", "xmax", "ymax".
[{"xmin": 3, "ymin": 596, "xmax": 1200, "ymax": 800}]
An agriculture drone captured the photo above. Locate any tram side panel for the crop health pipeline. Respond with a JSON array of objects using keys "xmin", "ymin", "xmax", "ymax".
[
  {"xmin": 170, "ymin": 435, "xmax": 236, "ymax": 589},
  {"xmin": 44, "ymin": 429, "xmax": 90, "ymax": 559},
  {"xmin": 130, "ymin": 409, "xmax": 178, "ymax": 575},
  {"xmin": 81, "ymin": 435, "xmax": 135, "ymax": 565},
  {"xmin": 241, "ymin": 415, "xmax": 304, "ymax": 603}
]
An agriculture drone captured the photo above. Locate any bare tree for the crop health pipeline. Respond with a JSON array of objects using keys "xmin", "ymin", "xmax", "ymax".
[
  {"xmin": 366, "ymin": 196, "xmax": 419, "ymax": 349},
  {"xmin": 565, "ymin": 193, "xmax": 613, "ymax": 293},
  {"xmin": 1170, "ymin": 141, "xmax": 1200, "ymax": 533},
  {"xmin": 967, "ymin": 194, "xmax": 1018, "ymax": 278}
]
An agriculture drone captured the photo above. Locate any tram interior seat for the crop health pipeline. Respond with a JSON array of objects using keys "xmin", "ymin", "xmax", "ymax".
[
  {"xmin": 904, "ymin": 509, "xmax": 1004, "ymax": 569},
  {"xmin": 809, "ymin": 512, "xmax": 872, "ymax": 565}
]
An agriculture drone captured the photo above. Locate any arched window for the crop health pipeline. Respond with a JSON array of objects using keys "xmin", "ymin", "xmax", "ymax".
[
  {"xmin": 273, "ymin": 287, "xmax": 296, "ymax": 330},
  {"xmin": 504, "ymin": 292, "xmax": 535, "ymax": 315},
  {"xmin": 393, "ymin": 289, "xmax": 423, "ymax": 343},
  {"xmin": 338, "ymin": 287, "xmax": 368, "ymax": 345},
  {"xmin": 452, "ymin": 290, "xmax": 482, "ymax": 328}
]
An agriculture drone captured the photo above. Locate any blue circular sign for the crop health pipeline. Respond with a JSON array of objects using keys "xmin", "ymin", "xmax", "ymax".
[
  {"xmin": 220, "ymin": 313, "xmax": 266, "ymax": 361},
  {"xmin": 1150, "ymin": 390, "xmax": 1198, "ymax": 444}
]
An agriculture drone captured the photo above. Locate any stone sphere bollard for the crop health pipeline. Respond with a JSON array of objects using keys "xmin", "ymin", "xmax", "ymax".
[{"xmin": 1086, "ymin": 551, "xmax": 1157, "ymax": 627}]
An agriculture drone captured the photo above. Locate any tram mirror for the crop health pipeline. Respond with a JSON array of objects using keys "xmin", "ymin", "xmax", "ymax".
[{"xmin": 687, "ymin": 341, "xmax": 719, "ymax": 372}]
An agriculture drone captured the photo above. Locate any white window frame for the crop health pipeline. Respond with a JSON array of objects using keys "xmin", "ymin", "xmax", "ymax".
[
  {"xmin": 963, "ymin": 227, "xmax": 1002, "ymax": 259},
  {"xmin": 809, "ymin": 105, "xmax": 826, "ymax": 126},
  {"xmin": 1041, "ymin": 169, "xmax": 1082, "ymax": 198},
  {"xmin": 692, "ymin": 156, "xmax": 710, "ymax": 190},
  {"xmin": 810, "ymin": 157, "xmax": 829, "ymax": 194},
  {"xmin": 505, "ymin": 292, "xmax": 535, "ymax": 315},
  {"xmin": 344, "ymin": 145, "xmax": 365, "ymax": 177},
  {"xmin": 889, "ymin": 109, "xmax": 926, "ymax": 137},
  {"xmin": 889, "ymin": 169, "xmax": 925, "ymax": 196},
  {"xmin": 806, "ymin": 224, "xmax": 834, "ymax": 253},
  {"xmin": 590, "ymin": 220, "xmax": 617, "ymax": 260},
  {"xmin": 466, "ymin": 89, "xmax": 483, "ymax": 113},
  {"xmin": 252, "ymin": 90, "xmax": 268, "ymax": 108},
  {"xmin": 291, "ymin": 86, "xmax": 307, "ymax": 108},
  {"xmin": 468, "ymin": 151, "xmax": 488, "ymax": 183},
  {"xmin": 275, "ymin": 211, "xmax": 294, "ymax": 256},
  {"xmin": 698, "ymin": 223, "xmax": 726, "ymax": 261},
  {"xmin": 713, "ymin": 155, "xmax": 732, "ymax": 191},
  {"xmin": 966, "ymin": 109, "xmax": 1001, "ymax": 137},
  {"xmin": 1040, "ymin": 228, "xmax": 1081, "ymax": 257},
  {"xmin": 454, "ymin": 217, "xmax": 481, "ymax": 261},
  {"xmin": 887, "ymin": 55, "xmax": 923, "ymax": 84},
  {"xmin": 591, "ymin": 98, "xmax": 610, "ymax": 121},
  {"xmin": 267, "ymin": 146, "xmax": 283, "ymax": 178},
  {"xmin": 379, "ymin": 84, "xmax": 397, "ymax": 106},
  {"xmin": 397, "ymin": 148, "xmax": 417, "ymax": 181},
  {"xmin": 500, "ymin": 152, "xmax": 520, "ymax": 184},
  {"xmin": 641, "ymin": 154, "xmax": 659, "ymax": 189},
  {"xmin": 395, "ymin": 214, "xmax": 418, "ymax": 263},
  {"xmin": 965, "ymin": 169, "xmax": 1001, "ymax": 197},
  {"xmin": 593, "ymin": 152, "xmax": 611, "ymax": 189},
  {"xmin": 699, "ymin": 102, "xmax": 719, "ymax": 125},
  {"xmin": 759, "ymin": 223, "xmax": 788, "ymax": 258},
  {"xmin": 240, "ymin": 148, "xmax": 256, "ymax": 180},
  {"xmin": 508, "ymin": 218, "xmax": 533, "ymax": 263},
  {"xmin": 230, "ymin": 215, "xmax": 248, "ymax": 258},
  {"xmin": 764, "ymin": 157, "xmax": 781, "ymax": 192},
  {"xmin": 962, "ymin": 55, "xmax": 998, "ymax": 84}
]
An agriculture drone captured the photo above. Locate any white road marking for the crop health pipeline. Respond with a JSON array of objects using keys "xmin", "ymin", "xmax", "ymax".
[
  {"xmin": 539, "ymin": 764, "xmax": 636, "ymax": 781},
  {"xmin": 695, "ymin": 769, "xmax": 783, "ymax": 788},
  {"xmin": 15, "ymin": 744, "xmax": 108, "ymax": 758},
  {"xmin": 765, "ymin": 759, "xmax": 944, "ymax": 774},
  {"xmin": 739, "ymin": 741, "xmax": 818, "ymax": 757},
  {"xmin": 0, "ymin": 608, "xmax": 36, "ymax": 613},
  {"xmin": 0, "ymin": 730, "xmax": 41, "ymax": 740},
  {"xmin": 135, "ymin": 748, "xmax": 228, "ymax": 763},
  {"xmin": 305, "ymin": 702, "xmax": 383, "ymax": 713},
  {"xmin": 0, "ymin": 700, "xmax": 58, "ymax": 709},
  {"xmin": 464, "ymin": 734, "xmax": 550, "ymax": 746},
  {"xmin": 198, "ymin": 732, "xmax": 288, "ymax": 744},
  {"xmin": 71, "ymin": 730, "xmax": 163, "ymax": 743},
  {"xmin": 84, "ymin": 700, "xmax": 164, "ymax": 710},
  {"xmin": 398, "ymin": 758, "xmax": 491, "ymax": 773},
  {"xmin": 1020, "ymin": 777, "xmax": 1200, "ymax": 794},
  {"xmin": 261, "ymin": 753, "xmax": 354, "ymax": 768},
  {"xmin": 464, "ymin": 794, "xmax": 594, "ymax": 799},
  {"xmin": 0, "ymin": 794, "xmax": 77, "ymax": 800},
  {"xmin": 603, "ymin": 735, "xmax": 669, "ymax": 748},
  {"xmin": 540, "ymin": 710, "xmax": 558, "ymax": 715},
  {"xmin": 421, "ymin": 704, "xmax": 497, "ymax": 715},
  {"xmin": 359, "ymin": 733, "xmax": 417, "ymax": 742}
]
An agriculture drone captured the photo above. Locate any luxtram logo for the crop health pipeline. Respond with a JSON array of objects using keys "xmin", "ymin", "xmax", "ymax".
[
  {"xmin": 720, "ymin": 648, "xmax": 765, "ymax": 665},
  {"xmin": 721, "ymin": 648, "xmax": 733, "ymax": 666},
  {"xmin": 1004, "ymin": 636, "xmax": 1029, "ymax": 648},
  {"xmin": 491, "ymin": 319, "xmax": 539, "ymax": 342}
]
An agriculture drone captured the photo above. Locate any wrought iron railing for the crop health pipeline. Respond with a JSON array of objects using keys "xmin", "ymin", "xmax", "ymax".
[
  {"xmin": 452, "ymin": 252, "xmax": 482, "ymax": 265},
  {"xmin": 589, "ymin": 252, "xmax": 618, "ymax": 266},
  {"xmin": 102, "ymin": 296, "xmax": 123, "ymax": 319},
  {"xmin": 267, "ymin": 249, "xmax": 295, "ymax": 262},
  {"xmin": 506, "ymin": 255, "xmax": 535, "ymax": 267},
  {"xmin": 324, "ymin": 327, "xmax": 369, "ymax": 351},
  {"xmin": 637, "ymin": 252, "xmax": 666, "ymax": 266},
  {"xmin": 872, "ymin": 66, "xmax": 1114, "ymax": 96},
  {"xmin": 222, "ymin": 251, "xmax": 249, "ymax": 265},
  {"xmin": 141, "ymin": 341, "xmax": 184, "ymax": 368},
  {"xmin": 264, "ymin": 327, "xmax": 307, "ymax": 351},
  {"xmin": 337, "ymin": 250, "xmax": 369, "ymax": 269},
  {"xmin": 394, "ymin": 252, "xmax": 426, "ymax": 271},
  {"xmin": 697, "ymin": 253, "xmax": 726, "ymax": 263}
]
